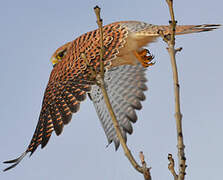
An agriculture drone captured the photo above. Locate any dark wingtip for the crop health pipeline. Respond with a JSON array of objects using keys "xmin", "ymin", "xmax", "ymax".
[
  {"xmin": 3, "ymin": 157, "xmax": 20, "ymax": 164},
  {"xmin": 3, "ymin": 152, "xmax": 27, "ymax": 172},
  {"xmin": 114, "ymin": 139, "xmax": 120, "ymax": 151},
  {"xmin": 3, "ymin": 164, "xmax": 17, "ymax": 172}
]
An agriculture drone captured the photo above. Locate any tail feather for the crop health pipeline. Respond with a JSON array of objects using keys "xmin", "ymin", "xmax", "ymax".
[
  {"xmin": 133, "ymin": 22, "xmax": 220, "ymax": 38},
  {"xmin": 133, "ymin": 23, "xmax": 220, "ymax": 47},
  {"xmin": 174, "ymin": 24, "xmax": 221, "ymax": 35}
]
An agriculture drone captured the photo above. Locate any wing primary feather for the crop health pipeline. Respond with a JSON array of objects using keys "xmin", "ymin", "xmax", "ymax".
[
  {"xmin": 120, "ymin": 117, "xmax": 133, "ymax": 134},
  {"xmin": 114, "ymin": 139, "xmax": 120, "ymax": 151},
  {"xmin": 41, "ymin": 111, "xmax": 53, "ymax": 148},
  {"xmin": 90, "ymin": 63, "xmax": 147, "ymax": 150},
  {"xmin": 49, "ymin": 105, "xmax": 64, "ymax": 136},
  {"xmin": 52, "ymin": 85, "xmax": 73, "ymax": 125},
  {"xmin": 29, "ymin": 117, "xmax": 44, "ymax": 156},
  {"xmin": 3, "ymin": 152, "xmax": 27, "ymax": 172}
]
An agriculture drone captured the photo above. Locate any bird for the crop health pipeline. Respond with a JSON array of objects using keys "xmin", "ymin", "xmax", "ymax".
[{"xmin": 3, "ymin": 21, "xmax": 220, "ymax": 171}]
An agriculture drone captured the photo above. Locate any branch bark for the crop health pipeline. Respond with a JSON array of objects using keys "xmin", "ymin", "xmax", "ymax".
[
  {"xmin": 168, "ymin": 154, "xmax": 178, "ymax": 180},
  {"xmin": 92, "ymin": 5, "xmax": 151, "ymax": 180},
  {"xmin": 164, "ymin": 1, "xmax": 187, "ymax": 179}
]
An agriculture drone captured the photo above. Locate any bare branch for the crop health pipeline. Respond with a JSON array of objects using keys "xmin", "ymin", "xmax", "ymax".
[
  {"xmin": 92, "ymin": 5, "xmax": 152, "ymax": 179},
  {"xmin": 94, "ymin": 6, "xmax": 105, "ymax": 77},
  {"xmin": 93, "ymin": 5, "xmax": 142, "ymax": 173},
  {"xmin": 139, "ymin": 152, "xmax": 152, "ymax": 180},
  {"xmin": 163, "ymin": 0, "xmax": 187, "ymax": 179},
  {"xmin": 168, "ymin": 154, "xmax": 178, "ymax": 180}
]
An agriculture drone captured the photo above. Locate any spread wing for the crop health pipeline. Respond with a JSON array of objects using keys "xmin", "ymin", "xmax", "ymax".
[
  {"xmin": 3, "ymin": 22, "xmax": 146, "ymax": 171},
  {"xmin": 3, "ymin": 65, "xmax": 92, "ymax": 171},
  {"xmin": 90, "ymin": 62, "xmax": 147, "ymax": 149},
  {"xmin": 4, "ymin": 63, "xmax": 147, "ymax": 171}
]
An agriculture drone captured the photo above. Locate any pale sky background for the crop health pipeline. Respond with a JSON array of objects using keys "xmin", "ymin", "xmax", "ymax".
[{"xmin": 0, "ymin": 0, "xmax": 222, "ymax": 179}]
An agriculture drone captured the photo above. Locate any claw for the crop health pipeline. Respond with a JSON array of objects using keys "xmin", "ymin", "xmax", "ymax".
[
  {"xmin": 143, "ymin": 61, "xmax": 155, "ymax": 67},
  {"xmin": 133, "ymin": 49, "xmax": 155, "ymax": 68},
  {"xmin": 138, "ymin": 49, "xmax": 149, "ymax": 57}
]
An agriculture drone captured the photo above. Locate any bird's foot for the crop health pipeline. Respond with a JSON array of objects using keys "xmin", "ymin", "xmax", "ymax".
[{"xmin": 133, "ymin": 49, "xmax": 155, "ymax": 68}]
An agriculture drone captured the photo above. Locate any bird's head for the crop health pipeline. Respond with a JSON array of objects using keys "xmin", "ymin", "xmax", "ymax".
[{"xmin": 50, "ymin": 42, "xmax": 71, "ymax": 67}]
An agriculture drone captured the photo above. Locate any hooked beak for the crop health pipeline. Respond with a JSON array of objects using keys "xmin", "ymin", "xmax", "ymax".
[{"xmin": 50, "ymin": 57, "xmax": 59, "ymax": 67}]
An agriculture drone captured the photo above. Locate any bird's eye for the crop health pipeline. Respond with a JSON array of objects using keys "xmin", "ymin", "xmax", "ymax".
[{"xmin": 56, "ymin": 49, "xmax": 67, "ymax": 59}]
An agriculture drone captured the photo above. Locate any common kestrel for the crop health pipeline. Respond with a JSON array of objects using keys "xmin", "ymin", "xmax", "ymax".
[{"xmin": 4, "ymin": 21, "xmax": 219, "ymax": 171}]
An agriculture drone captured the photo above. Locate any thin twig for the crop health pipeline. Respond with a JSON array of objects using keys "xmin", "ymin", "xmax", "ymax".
[
  {"xmin": 94, "ymin": 6, "xmax": 105, "ymax": 78},
  {"xmin": 93, "ymin": 5, "xmax": 151, "ymax": 178},
  {"xmin": 168, "ymin": 154, "xmax": 178, "ymax": 180},
  {"xmin": 164, "ymin": 0, "xmax": 187, "ymax": 179},
  {"xmin": 139, "ymin": 152, "xmax": 152, "ymax": 180}
]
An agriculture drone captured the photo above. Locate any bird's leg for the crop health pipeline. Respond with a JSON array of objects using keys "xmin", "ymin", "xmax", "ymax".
[{"xmin": 133, "ymin": 49, "xmax": 155, "ymax": 68}]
